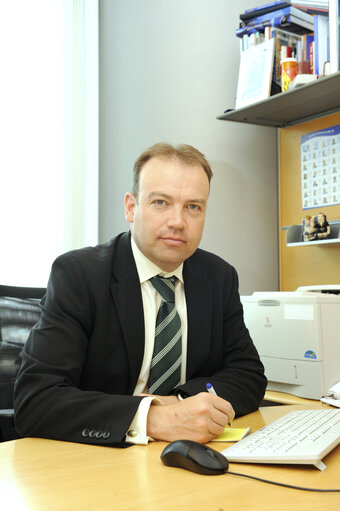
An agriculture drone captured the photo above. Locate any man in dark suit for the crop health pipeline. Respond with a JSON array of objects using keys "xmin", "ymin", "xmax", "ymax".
[{"xmin": 14, "ymin": 143, "xmax": 266, "ymax": 447}]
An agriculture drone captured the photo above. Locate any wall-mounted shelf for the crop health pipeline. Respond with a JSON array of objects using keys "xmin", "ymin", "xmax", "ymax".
[
  {"xmin": 217, "ymin": 71, "xmax": 340, "ymax": 128},
  {"xmin": 284, "ymin": 220, "xmax": 340, "ymax": 247}
]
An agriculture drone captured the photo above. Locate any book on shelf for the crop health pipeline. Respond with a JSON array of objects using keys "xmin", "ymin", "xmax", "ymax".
[
  {"xmin": 287, "ymin": 0, "xmax": 329, "ymax": 9},
  {"xmin": 236, "ymin": 16, "xmax": 314, "ymax": 37},
  {"xmin": 241, "ymin": 1, "xmax": 328, "ymax": 21},
  {"xmin": 301, "ymin": 33, "xmax": 314, "ymax": 62},
  {"xmin": 313, "ymin": 14, "xmax": 329, "ymax": 75},
  {"xmin": 239, "ymin": 5, "xmax": 315, "ymax": 24},
  {"xmin": 329, "ymin": 0, "xmax": 340, "ymax": 73},
  {"xmin": 236, "ymin": 6, "xmax": 314, "ymax": 37},
  {"xmin": 310, "ymin": 39, "xmax": 315, "ymax": 73},
  {"xmin": 292, "ymin": 3, "xmax": 329, "ymax": 15},
  {"xmin": 240, "ymin": 2, "xmax": 292, "ymax": 21}
]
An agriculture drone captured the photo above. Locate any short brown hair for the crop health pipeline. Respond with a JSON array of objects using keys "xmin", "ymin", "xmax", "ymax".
[{"xmin": 132, "ymin": 142, "xmax": 213, "ymax": 197}]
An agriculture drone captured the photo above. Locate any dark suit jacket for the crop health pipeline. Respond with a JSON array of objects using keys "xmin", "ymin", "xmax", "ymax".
[{"xmin": 14, "ymin": 232, "xmax": 266, "ymax": 446}]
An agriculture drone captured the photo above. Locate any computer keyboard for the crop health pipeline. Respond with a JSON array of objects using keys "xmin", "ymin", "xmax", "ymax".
[{"xmin": 222, "ymin": 409, "xmax": 340, "ymax": 471}]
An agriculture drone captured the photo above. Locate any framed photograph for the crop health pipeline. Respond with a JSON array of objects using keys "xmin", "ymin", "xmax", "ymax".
[{"xmin": 235, "ymin": 38, "xmax": 275, "ymax": 109}]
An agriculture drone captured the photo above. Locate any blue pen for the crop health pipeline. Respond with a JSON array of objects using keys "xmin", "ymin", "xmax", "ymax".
[
  {"xmin": 206, "ymin": 382, "xmax": 217, "ymax": 395},
  {"xmin": 206, "ymin": 382, "xmax": 231, "ymax": 426}
]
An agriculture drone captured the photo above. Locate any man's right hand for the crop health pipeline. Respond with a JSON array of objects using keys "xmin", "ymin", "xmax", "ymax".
[{"xmin": 146, "ymin": 392, "xmax": 235, "ymax": 443}]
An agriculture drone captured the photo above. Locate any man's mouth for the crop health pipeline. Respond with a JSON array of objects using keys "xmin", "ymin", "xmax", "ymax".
[{"xmin": 160, "ymin": 236, "xmax": 186, "ymax": 246}]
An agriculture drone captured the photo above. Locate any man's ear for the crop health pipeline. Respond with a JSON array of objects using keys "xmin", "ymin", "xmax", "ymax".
[{"xmin": 124, "ymin": 192, "xmax": 137, "ymax": 223}]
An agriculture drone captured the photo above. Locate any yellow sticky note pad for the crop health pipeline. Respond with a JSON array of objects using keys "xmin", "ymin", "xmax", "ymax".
[{"xmin": 212, "ymin": 427, "xmax": 251, "ymax": 442}]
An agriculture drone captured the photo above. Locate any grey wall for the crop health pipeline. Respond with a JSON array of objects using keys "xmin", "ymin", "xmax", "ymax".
[{"xmin": 99, "ymin": 0, "xmax": 279, "ymax": 294}]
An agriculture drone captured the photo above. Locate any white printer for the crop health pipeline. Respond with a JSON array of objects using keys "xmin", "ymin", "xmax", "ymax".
[{"xmin": 241, "ymin": 286, "xmax": 340, "ymax": 400}]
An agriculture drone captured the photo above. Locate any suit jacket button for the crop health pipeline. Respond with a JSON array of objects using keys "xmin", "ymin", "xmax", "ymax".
[
  {"xmin": 82, "ymin": 429, "xmax": 89, "ymax": 437},
  {"xmin": 95, "ymin": 431, "xmax": 103, "ymax": 439},
  {"xmin": 89, "ymin": 430, "xmax": 96, "ymax": 438},
  {"xmin": 127, "ymin": 430, "xmax": 137, "ymax": 438},
  {"xmin": 103, "ymin": 432, "xmax": 111, "ymax": 439}
]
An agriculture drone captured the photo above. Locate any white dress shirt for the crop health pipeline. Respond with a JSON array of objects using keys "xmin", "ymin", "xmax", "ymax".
[{"xmin": 125, "ymin": 237, "xmax": 187, "ymax": 444}]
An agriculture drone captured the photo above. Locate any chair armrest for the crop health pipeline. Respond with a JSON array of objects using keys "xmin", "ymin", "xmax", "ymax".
[
  {"xmin": 0, "ymin": 409, "xmax": 14, "ymax": 417},
  {"xmin": 0, "ymin": 408, "xmax": 17, "ymax": 442}
]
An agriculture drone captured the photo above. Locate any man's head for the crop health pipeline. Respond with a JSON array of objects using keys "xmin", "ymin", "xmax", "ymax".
[{"xmin": 124, "ymin": 143, "xmax": 213, "ymax": 272}]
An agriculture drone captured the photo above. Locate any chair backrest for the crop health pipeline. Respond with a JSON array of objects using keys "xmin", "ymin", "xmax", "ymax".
[
  {"xmin": 0, "ymin": 285, "xmax": 46, "ymax": 409},
  {"xmin": 0, "ymin": 285, "xmax": 46, "ymax": 299}
]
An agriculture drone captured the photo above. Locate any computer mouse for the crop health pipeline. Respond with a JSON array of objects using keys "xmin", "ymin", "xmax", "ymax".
[{"xmin": 161, "ymin": 440, "xmax": 229, "ymax": 475}]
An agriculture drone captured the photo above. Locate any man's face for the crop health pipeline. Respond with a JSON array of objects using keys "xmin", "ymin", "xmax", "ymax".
[{"xmin": 124, "ymin": 157, "xmax": 210, "ymax": 272}]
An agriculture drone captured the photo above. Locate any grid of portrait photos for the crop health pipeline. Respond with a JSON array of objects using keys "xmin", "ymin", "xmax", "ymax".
[{"xmin": 301, "ymin": 124, "xmax": 340, "ymax": 210}]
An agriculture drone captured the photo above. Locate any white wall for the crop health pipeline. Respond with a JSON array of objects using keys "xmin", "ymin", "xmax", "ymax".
[{"xmin": 99, "ymin": 0, "xmax": 279, "ymax": 294}]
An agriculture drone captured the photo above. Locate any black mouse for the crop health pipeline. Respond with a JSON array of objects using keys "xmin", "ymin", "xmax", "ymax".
[{"xmin": 161, "ymin": 440, "xmax": 229, "ymax": 475}]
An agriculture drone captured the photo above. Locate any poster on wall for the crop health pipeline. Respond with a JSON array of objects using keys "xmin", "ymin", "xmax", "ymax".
[{"xmin": 301, "ymin": 124, "xmax": 340, "ymax": 210}]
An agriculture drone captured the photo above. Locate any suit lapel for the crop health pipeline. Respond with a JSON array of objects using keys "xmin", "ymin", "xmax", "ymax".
[
  {"xmin": 183, "ymin": 256, "xmax": 213, "ymax": 378},
  {"xmin": 110, "ymin": 233, "xmax": 145, "ymax": 394}
]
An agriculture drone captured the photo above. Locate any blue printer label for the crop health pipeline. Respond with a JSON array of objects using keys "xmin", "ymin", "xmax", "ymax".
[{"xmin": 304, "ymin": 350, "xmax": 317, "ymax": 359}]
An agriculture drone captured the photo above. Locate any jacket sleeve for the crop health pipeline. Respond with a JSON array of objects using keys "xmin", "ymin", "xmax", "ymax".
[{"xmin": 13, "ymin": 252, "xmax": 143, "ymax": 447}]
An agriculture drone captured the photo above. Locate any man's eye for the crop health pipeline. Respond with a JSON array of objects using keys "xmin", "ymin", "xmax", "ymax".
[
  {"xmin": 187, "ymin": 204, "xmax": 200, "ymax": 211},
  {"xmin": 153, "ymin": 200, "xmax": 166, "ymax": 206}
]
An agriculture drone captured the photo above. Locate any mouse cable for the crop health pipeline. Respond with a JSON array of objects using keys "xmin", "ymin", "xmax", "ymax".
[{"xmin": 227, "ymin": 470, "xmax": 340, "ymax": 492}]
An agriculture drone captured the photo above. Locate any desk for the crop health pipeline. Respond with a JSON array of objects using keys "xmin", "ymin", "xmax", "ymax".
[
  {"xmin": 264, "ymin": 390, "xmax": 318, "ymax": 405},
  {"xmin": 1, "ymin": 403, "xmax": 339, "ymax": 511}
]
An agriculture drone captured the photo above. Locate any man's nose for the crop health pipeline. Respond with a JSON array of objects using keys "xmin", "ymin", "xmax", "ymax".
[{"xmin": 167, "ymin": 206, "xmax": 185, "ymax": 229}]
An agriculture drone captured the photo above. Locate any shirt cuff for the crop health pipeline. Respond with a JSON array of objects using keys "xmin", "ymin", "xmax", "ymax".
[{"xmin": 125, "ymin": 396, "xmax": 159, "ymax": 445}]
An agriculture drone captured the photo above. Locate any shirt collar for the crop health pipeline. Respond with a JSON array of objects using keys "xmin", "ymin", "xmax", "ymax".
[{"xmin": 131, "ymin": 237, "xmax": 184, "ymax": 284}]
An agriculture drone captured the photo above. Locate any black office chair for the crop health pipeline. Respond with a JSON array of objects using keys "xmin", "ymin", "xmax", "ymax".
[{"xmin": 0, "ymin": 285, "xmax": 45, "ymax": 441}]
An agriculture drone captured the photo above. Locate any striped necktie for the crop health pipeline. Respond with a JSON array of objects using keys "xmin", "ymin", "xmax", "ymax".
[{"xmin": 147, "ymin": 275, "xmax": 182, "ymax": 395}]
